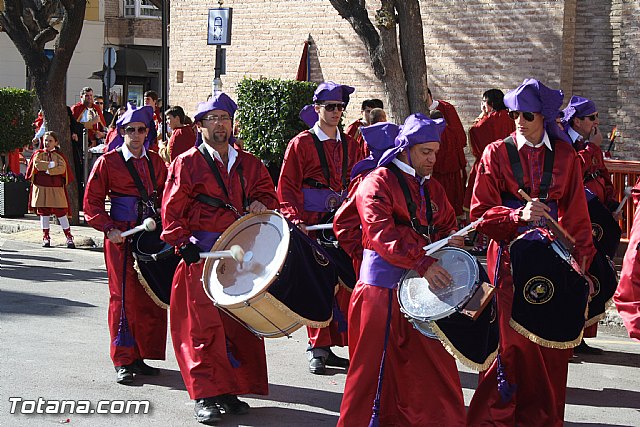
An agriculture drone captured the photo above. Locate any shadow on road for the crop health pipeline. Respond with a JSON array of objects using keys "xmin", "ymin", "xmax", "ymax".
[
  {"xmin": 212, "ymin": 405, "xmax": 338, "ymax": 426},
  {"xmin": 574, "ymin": 350, "xmax": 640, "ymax": 369},
  {"xmin": 566, "ymin": 386, "xmax": 640, "ymax": 410},
  {"xmin": 0, "ymin": 253, "xmax": 106, "ymax": 284},
  {"xmin": 117, "ymin": 367, "xmax": 187, "ymax": 392},
  {"xmin": 250, "ymin": 383, "xmax": 343, "ymax": 413},
  {"xmin": 0, "ymin": 289, "xmax": 96, "ymax": 316}
]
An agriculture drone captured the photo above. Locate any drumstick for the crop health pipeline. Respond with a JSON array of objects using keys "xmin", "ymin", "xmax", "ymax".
[
  {"xmin": 200, "ymin": 245, "xmax": 245, "ymax": 263},
  {"xmin": 121, "ymin": 217, "xmax": 156, "ymax": 237},
  {"xmin": 517, "ymin": 189, "xmax": 576, "ymax": 245},
  {"xmin": 305, "ymin": 224, "xmax": 334, "ymax": 231},
  {"xmin": 423, "ymin": 218, "xmax": 483, "ymax": 255},
  {"xmin": 614, "ymin": 186, "xmax": 633, "ymax": 216}
]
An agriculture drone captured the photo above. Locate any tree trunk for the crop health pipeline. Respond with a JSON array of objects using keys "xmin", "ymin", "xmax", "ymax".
[{"xmin": 395, "ymin": 0, "xmax": 428, "ymax": 114}]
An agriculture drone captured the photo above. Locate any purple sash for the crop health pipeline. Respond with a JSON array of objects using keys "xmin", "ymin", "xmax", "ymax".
[
  {"xmin": 110, "ymin": 197, "xmax": 139, "ymax": 222},
  {"xmin": 190, "ymin": 231, "xmax": 222, "ymax": 252},
  {"xmin": 302, "ymin": 188, "xmax": 346, "ymax": 212},
  {"xmin": 359, "ymin": 249, "xmax": 406, "ymax": 289}
]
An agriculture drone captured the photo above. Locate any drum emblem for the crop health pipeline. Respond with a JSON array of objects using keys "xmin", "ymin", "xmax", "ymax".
[
  {"xmin": 587, "ymin": 274, "xmax": 601, "ymax": 297},
  {"xmin": 313, "ymin": 248, "xmax": 330, "ymax": 266},
  {"xmin": 592, "ymin": 223, "xmax": 604, "ymax": 242},
  {"xmin": 430, "ymin": 201, "xmax": 439, "ymax": 214},
  {"xmin": 523, "ymin": 276, "xmax": 554, "ymax": 304},
  {"xmin": 326, "ymin": 194, "xmax": 341, "ymax": 211}
]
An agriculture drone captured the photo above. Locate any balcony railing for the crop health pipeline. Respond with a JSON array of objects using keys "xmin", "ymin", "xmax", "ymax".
[{"xmin": 605, "ymin": 159, "xmax": 640, "ymax": 240}]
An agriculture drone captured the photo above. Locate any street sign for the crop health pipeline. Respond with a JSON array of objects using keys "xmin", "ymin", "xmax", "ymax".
[
  {"xmin": 103, "ymin": 69, "xmax": 116, "ymax": 89},
  {"xmin": 103, "ymin": 47, "xmax": 117, "ymax": 68}
]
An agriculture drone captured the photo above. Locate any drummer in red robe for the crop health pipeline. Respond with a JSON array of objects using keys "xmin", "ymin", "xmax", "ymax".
[
  {"xmin": 614, "ymin": 178, "xmax": 640, "ymax": 342},
  {"xmin": 161, "ymin": 93, "xmax": 278, "ymax": 425},
  {"xmin": 278, "ymin": 81, "xmax": 362, "ymax": 375},
  {"xmin": 467, "ymin": 79, "xmax": 596, "ymax": 427},
  {"xmin": 337, "ymin": 113, "xmax": 465, "ymax": 426},
  {"xmin": 464, "ymin": 89, "xmax": 515, "ymax": 255},
  {"xmin": 84, "ymin": 104, "xmax": 168, "ymax": 385},
  {"xmin": 427, "ymin": 87, "xmax": 468, "ymax": 218},
  {"xmin": 344, "ymin": 98, "xmax": 384, "ymax": 158},
  {"xmin": 563, "ymin": 95, "xmax": 618, "ymax": 352}
]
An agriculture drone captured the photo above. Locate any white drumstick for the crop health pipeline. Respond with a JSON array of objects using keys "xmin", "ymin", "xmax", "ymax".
[
  {"xmin": 121, "ymin": 217, "xmax": 156, "ymax": 237},
  {"xmin": 423, "ymin": 218, "xmax": 482, "ymax": 256},
  {"xmin": 614, "ymin": 186, "xmax": 633, "ymax": 216},
  {"xmin": 305, "ymin": 224, "xmax": 334, "ymax": 231},
  {"xmin": 200, "ymin": 244, "xmax": 245, "ymax": 263}
]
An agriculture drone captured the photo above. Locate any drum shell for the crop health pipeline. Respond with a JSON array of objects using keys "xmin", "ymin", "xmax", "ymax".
[
  {"xmin": 586, "ymin": 250, "xmax": 618, "ymax": 326},
  {"xmin": 509, "ymin": 232, "xmax": 589, "ymax": 348},
  {"xmin": 588, "ymin": 197, "xmax": 622, "ymax": 259}
]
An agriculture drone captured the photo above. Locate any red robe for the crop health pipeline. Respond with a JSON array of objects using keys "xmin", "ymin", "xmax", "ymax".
[
  {"xmin": 70, "ymin": 102, "xmax": 106, "ymax": 144},
  {"xmin": 168, "ymin": 125, "xmax": 196, "ymax": 161},
  {"xmin": 161, "ymin": 146, "xmax": 278, "ymax": 400},
  {"xmin": 277, "ymin": 129, "xmax": 362, "ymax": 349},
  {"xmin": 613, "ymin": 178, "xmax": 640, "ymax": 342},
  {"xmin": 345, "ymin": 119, "xmax": 368, "ymax": 159},
  {"xmin": 84, "ymin": 149, "xmax": 168, "ymax": 367},
  {"xmin": 338, "ymin": 166, "xmax": 464, "ymax": 427},
  {"xmin": 333, "ymin": 174, "xmax": 366, "ymax": 277},
  {"xmin": 432, "ymin": 100, "xmax": 467, "ymax": 216},
  {"xmin": 464, "ymin": 110, "xmax": 515, "ymax": 210},
  {"xmin": 467, "ymin": 133, "xmax": 596, "ymax": 427}
]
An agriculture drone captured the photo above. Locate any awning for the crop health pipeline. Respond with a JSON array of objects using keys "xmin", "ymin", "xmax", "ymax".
[{"xmin": 89, "ymin": 48, "xmax": 157, "ymax": 79}]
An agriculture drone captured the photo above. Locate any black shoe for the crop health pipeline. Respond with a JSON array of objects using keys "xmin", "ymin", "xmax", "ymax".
[
  {"xmin": 114, "ymin": 366, "xmax": 134, "ymax": 385},
  {"xmin": 215, "ymin": 394, "xmax": 250, "ymax": 415},
  {"xmin": 194, "ymin": 398, "xmax": 222, "ymax": 425},
  {"xmin": 574, "ymin": 340, "xmax": 604, "ymax": 355},
  {"xmin": 309, "ymin": 356, "xmax": 326, "ymax": 375},
  {"xmin": 325, "ymin": 349, "xmax": 349, "ymax": 368},
  {"xmin": 131, "ymin": 359, "xmax": 160, "ymax": 376}
]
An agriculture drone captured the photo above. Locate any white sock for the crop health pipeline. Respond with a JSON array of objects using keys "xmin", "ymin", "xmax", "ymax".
[
  {"xmin": 41, "ymin": 215, "xmax": 50, "ymax": 229},
  {"xmin": 58, "ymin": 216, "xmax": 70, "ymax": 229}
]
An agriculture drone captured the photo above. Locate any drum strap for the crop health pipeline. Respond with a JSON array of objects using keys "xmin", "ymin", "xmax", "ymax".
[
  {"xmin": 116, "ymin": 148, "xmax": 158, "ymax": 203},
  {"xmin": 504, "ymin": 136, "xmax": 555, "ymax": 201},
  {"xmin": 196, "ymin": 145, "xmax": 246, "ymax": 215},
  {"xmin": 307, "ymin": 128, "xmax": 349, "ymax": 191},
  {"xmin": 385, "ymin": 163, "xmax": 436, "ymax": 238}
]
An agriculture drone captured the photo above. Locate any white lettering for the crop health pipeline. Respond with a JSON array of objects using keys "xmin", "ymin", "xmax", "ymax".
[{"xmin": 8, "ymin": 397, "xmax": 21, "ymax": 414}]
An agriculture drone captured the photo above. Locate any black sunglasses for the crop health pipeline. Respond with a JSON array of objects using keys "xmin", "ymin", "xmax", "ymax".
[
  {"xmin": 125, "ymin": 126, "xmax": 148, "ymax": 135},
  {"xmin": 579, "ymin": 113, "xmax": 598, "ymax": 121},
  {"xmin": 320, "ymin": 103, "xmax": 346, "ymax": 112},
  {"xmin": 508, "ymin": 110, "xmax": 536, "ymax": 122}
]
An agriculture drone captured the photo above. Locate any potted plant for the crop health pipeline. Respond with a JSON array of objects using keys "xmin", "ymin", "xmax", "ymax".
[{"xmin": 0, "ymin": 171, "xmax": 30, "ymax": 217}]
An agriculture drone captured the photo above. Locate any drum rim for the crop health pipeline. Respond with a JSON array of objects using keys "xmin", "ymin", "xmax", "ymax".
[
  {"xmin": 202, "ymin": 210, "xmax": 291, "ymax": 307},
  {"xmin": 397, "ymin": 247, "xmax": 480, "ymax": 321}
]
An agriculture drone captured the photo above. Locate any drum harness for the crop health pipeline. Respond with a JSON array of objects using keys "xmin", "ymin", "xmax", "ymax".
[
  {"xmin": 194, "ymin": 144, "xmax": 248, "ymax": 219},
  {"xmin": 114, "ymin": 148, "xmax": 160, "ymax": 225}
]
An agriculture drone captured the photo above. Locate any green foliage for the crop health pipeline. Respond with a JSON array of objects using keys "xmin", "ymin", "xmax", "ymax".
[
  {"xmin": 0, "ymin": 88, "xmax": 35, "ymax": 153},
  {"xmin": 236, "ymin": 78, "xmax": 317, "ymax": 164}
]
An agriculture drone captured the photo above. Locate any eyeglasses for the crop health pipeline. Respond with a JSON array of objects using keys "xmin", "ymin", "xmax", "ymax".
[
  {"xmin": 125, "ymin": 126, "xmax": 148, "ymax": 135},
  {"xmin": 202, "ymin": 115, "xmax": 231, "ymax": 122},
  {"xmin": 508, "ymin": 110, "xmax": 536, "ymax": 122},
  {"xmin": 95, "ymin": 102, "xmax": 104, "ymax": 105},
  {"xmin": 579, "ymin": 113, "xmax": 598, "ymax": 121},
  {"xmin": 319, "ymin": 103, "xmax": 346, "ymax": 112}
]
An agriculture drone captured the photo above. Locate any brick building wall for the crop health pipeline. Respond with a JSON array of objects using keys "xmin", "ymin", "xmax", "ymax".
[{"xmin": 169, "ymin": 0, "xmax": 639, "ymax": 160}]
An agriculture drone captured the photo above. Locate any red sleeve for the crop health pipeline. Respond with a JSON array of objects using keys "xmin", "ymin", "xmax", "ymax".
[
  {"xmin": 169, "ymin": 127, "xmax": 196, "ymax": 161},
  {"xmin": 161, "ymin": 155, "xmax": 196, "ymax": 247},
  {"xmin": 334, "ymin": 176, "xmax": 364, "ymax": 260},
  {"xmin": 277, "ymin": 134, "xmax": 308, "ymax": 224},
  {"xmin": 70, "ymin": 103, "xmax": 84, "ymax": 121},
  {"xmin": 83, "ymin": 156, "xmax": 117, "ymax": 233},
  {"xmin": 242, "ymin": 154, "xmax": 279, "ymax": 210}
]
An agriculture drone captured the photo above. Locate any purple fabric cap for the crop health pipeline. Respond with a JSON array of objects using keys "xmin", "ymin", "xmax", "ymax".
[
  {"xmin": 116, "ymin": 103, "xmax": 154, "ymax": 128},
  {"xmin": 299, "ymin": 104, "xmax": 318, "ymax": 128},
  {"xmin": 378, "ymin": 114, "xmax": 446, "ymax": 167},
  {"xmin": 562, "ymin": 95, "xmax": 597, "ymax": 122},
  {"xmin": 312, "ymin": 81, "xmax": 355, "ymax": 105},
  {"xmin": 350, "ymin": 122, "xmax": 401, "ymax": 179},
  {"xmin": 193, "ymin": 92, "xmax": 238, "ymax": 122},
  {"xmin": 504, "ymin": 78, "xmax": 571, "ymax": 144}
]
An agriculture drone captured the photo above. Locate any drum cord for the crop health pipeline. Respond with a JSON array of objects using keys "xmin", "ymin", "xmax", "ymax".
[
  {"xmin": 241, "ymin": 298, "xmax": 294, "ymax": 338},
  {"xmin": 369, "ymin": 289, "xmax": 393, "ymax": 427}
]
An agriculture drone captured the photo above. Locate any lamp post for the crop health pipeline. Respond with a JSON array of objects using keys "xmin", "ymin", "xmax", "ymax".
[
  {"xmin": 207, "ymin": 0, "xmax": 232, "ymax": 97},
  {"xmin": 161, "ymin": 0, "xmax": 169, "ymax": 142}
]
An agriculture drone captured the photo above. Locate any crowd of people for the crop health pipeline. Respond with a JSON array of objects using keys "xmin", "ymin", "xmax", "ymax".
[{"xmin": 24, "ymin": 77, "xmax": 640, "ymax": 426}]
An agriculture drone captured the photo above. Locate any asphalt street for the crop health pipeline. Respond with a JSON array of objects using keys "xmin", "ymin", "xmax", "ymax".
[{"xmin": 1, "ymin": 234, "xmax": 639, "ymax": 427}]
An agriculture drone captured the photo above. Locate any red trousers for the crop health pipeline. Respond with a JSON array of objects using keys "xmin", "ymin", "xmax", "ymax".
[
  {"xmin": 104, "ymin": 240, "xmax": 167, "ymax": 366},
  {"xmin": 307, "ymin": 285, "xmax": 350, "ymax": 348},
  {"xmin": 338, "ymin": 283, "xmax": 465, "ymax": 427},
  {"xmin": 467, "ymin": 247, "xmax": 572, "ymax": 427},
  {"xmin": 170, "ymin": 260, "xmax": 269, "ymax": 400}
]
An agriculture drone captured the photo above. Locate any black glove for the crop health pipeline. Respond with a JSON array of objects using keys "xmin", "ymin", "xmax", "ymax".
[{"xmin": 179, "ymin": 243, "xmax": 201, "ymax": 265}]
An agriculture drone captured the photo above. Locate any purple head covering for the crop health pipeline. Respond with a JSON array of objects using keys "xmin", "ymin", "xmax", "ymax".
[
  {"xmin": 350, "ymin": 122, "xmax": 400, "ymax": 179},
  {"xmin": 107, "ymin": 103, "xmax": 157, "ymax": 151},
  {"xmin": 562, "ymin": 95, "xmax": 597, "ymax": 123},
  {"xmin": 299, "ymin": 81, "xmax": 356, "ymax": 129},
  {"xmin": 503, "ymin": 78, "xmax": 571, "ymax": 144},
  {"xmin": 193, "ymin": 93, "xmax": 238, "ymax": 147},
  {"xmin": 378, "ymin": 113, "xmax": 446, "ymax": 167}
]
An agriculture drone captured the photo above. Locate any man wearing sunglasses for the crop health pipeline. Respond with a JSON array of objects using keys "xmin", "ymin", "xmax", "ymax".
[
  {"xmin": 563, "ymin": 95, "xmax": 619, "ymax": 354},
  {"xmin": 84, "ymin": 104, "xmax": 168, "ymax": 387},
  {"xmin": 161, "ymin": 93, "xmax": 278, "ymax": 424},
  {"xmin": 468, "ymin": 79, "xmax": 596, "ymax": 427},
  {"xmin": 279, "ymin": 81, "xmax": 363, "ymax": 375}
]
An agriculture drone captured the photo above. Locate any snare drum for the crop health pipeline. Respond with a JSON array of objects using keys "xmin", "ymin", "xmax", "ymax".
[
  {"xmin": 398, "ymin": 247, "xmax": 499, "ymax": 370},
  {"xmin": 202, "ymin": 211, "xmax": 337, "ymax": 338},
  {"xmin": 131, "ymin": 225, "xmax": 180, "ymax": 309},
  {"xmin": 509, "ymin": 228, "xmax": 589, "ymax": 348}
]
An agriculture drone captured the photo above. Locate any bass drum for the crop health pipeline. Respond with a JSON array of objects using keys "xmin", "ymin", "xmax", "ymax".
[{"xmin": 202, "ymin": 211, "xmax": 337, "ymax": 338}]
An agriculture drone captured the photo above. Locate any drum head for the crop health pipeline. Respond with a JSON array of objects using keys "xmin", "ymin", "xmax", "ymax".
[
  {"xmin": 398, "ymin": 247, "xmax": 479, "ymax": 321},
  {"xmin": 203, "ymin": 211, "xmax": 290, "ymax": 307}
]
